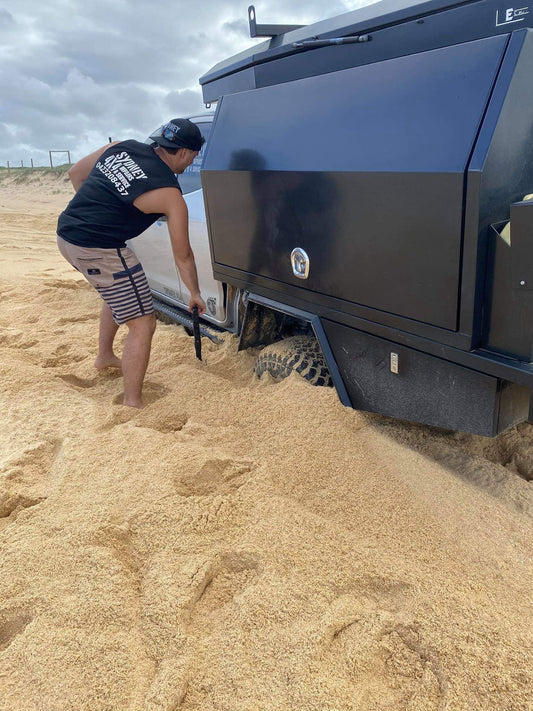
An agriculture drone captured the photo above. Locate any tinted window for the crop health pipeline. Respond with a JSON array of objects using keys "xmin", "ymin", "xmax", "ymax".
[{"xmin": 179, "ymin": 122, "xmax": 211, "ymax": 195}]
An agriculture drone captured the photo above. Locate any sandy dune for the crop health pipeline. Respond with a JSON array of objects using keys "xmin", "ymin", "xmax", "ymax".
[{"xmin": 0, "ymin": 172, "xmax": 532, "ymax": 710}]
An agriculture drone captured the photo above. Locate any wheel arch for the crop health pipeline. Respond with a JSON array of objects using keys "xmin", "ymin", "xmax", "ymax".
[{"xmin": 238, "ymin": 294, "xmax": 352, "ymax": 406}]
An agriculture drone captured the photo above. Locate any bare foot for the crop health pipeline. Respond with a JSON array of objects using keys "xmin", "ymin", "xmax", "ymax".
[
  {"xmin": 122, "ymin": 398, "xmax": 144, "ymax": 409},
  {"xmin": 94, "ymin": 355, "xmax": 122, "ymax": 370}
]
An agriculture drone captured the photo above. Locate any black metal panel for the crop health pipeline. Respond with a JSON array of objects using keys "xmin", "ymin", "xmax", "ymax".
[
  {"xmin": 209, "ymin": 262, "xmax": 475, "ymax": 350},
  {"xmin": 485, "ymin": 209, "xmax": 533, "ymax": 361},
  {"xmin": 322, "ymin": 319, "xmax": 529, "ymax": 435},
  {"xmin": 205, "ymin": 36, "xmax": 505, "ymax": 173},
  {"xmin": 252, "ymin": 2, "xmax": 513, "ymax": 95},
  {"xmin": 200, "ymin": 0, "xmax": 531, "ymax": 103},
  {"xmin": 203, "ymin": 37, "xmax": 506, "ymax": 331},
  {"xmin": 510, "ymin": 201, "xmax": 533, "ymax": 291},
  {"xmin": 204, "ymin": 170, "xmax": 463, "ymax": 329},
  {"xmin": 459, "ymin": 29, "xmax": 522, "ymax": 345},
  {"xmin": 497, "ymin": 380, "xmax": 532, "ymax": 432},
  {"xmin": 201, "ymin": 67, "xmax": 257, "ymax": 104},
  {"xmin": 474, "ymin": 30, "xmax": 533, "ymax": 360}
]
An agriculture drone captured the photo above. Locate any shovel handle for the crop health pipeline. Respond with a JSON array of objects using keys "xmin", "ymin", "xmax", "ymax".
[{"xmin": 192, "ymin": 305, "xmax": 202, "ymax": 361}]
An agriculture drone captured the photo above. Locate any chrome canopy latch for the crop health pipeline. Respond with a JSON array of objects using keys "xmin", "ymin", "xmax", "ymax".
[{"xmin": 291, "ymin": 248, "xmax": 310, "ymax": 279}]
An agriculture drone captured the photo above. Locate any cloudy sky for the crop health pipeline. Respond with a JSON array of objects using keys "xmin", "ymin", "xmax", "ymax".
[{"xmin": 1, "ymin": 0, "xmax": 371, "ymax": 167}]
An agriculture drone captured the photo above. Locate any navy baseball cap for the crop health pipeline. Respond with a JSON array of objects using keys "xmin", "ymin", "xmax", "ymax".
[{"xmin": 150, "ymin": 118, "xmax": 205, "ymax": 152}]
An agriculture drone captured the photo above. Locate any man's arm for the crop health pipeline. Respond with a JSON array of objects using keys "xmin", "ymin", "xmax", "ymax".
[
  {"xmin": 133, "ymin": 187, "xmax": 206, "ymax": 315},
  {"xmin": 68, "ymin": 141, "xmax": 120, "ymax": 192}
]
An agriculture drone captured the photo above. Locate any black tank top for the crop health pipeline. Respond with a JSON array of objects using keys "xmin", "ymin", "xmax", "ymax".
[{"xmin": 57, "ymin": 140, "xmax": 181, "ymax": 248}]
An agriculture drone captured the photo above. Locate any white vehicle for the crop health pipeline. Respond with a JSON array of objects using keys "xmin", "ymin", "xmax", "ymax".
[{"xmin": 128, "ymin": 113, "xmax": 240, "ymax": 336}]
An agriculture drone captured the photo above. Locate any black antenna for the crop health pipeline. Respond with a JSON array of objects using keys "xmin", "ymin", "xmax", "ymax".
[{"xmin": 248, "ymin": 5, "xmax": 304, "ymax": 38}]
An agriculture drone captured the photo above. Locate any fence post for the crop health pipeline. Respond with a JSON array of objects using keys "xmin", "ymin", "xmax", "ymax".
[
  {"xmin": 7, "ymin": 161, "xmax": 10, "ymax": 174},
  {"xmin": 49, "ymin": 150, "xmax": 72, "ymax": 168},
  {"xmin": 21, "ymin": 160, "xmax": 23, "ymax": 168},
  {"xmin": 31, "ymin": 159, "xmax": 34, "ymax": 169}
]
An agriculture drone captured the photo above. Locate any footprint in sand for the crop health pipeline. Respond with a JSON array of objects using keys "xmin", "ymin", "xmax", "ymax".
[
  {"xmin": 0, "ymin": 328, "xmax": 37, "ymax": 350},
  {"xmin": 97, "ymin": 407, "xmax": 139, "ymax": 432},
  {"xmin": 42, "ymin": 344, "xmax": 86, "ymax": 368},
  {"xmin": 0, "ymin": 491, "xmax": 46, "ymax": 526},
  {"xmin": 315, "ymin": 579, "xmax": 448, "ymax": 710},
  {"xmin": 133, "ymin": 411, "xmax": 215, "ymax": 437},
  {"xmin": 58, "ymin": 373, "xmax": 97, "ymax": 389},
  {"xmin": 56, "ymin": 314, "xmax": 99, "ymax": 325},
  {"xmin": 0, "ymin": 438, "xmax": 62, "ymax": 526},
  {"xmin": 134, "ymin": 410, "xmax": 188, "ymax": 434},
  {"xmin": 0, "ymin": 611, "xmax": 34, "ymax": 653},
  {"xmin": 97, "ymin": 384, "xmax": 170, "ymax": 431},
  {"xmin": 175, "ymin": 457, "xmax": 255, "ymax": 497},
  {"xmin": 97, "ymin": 386, "xmax": 168, "ymax": 432},
  {"xmin": 141, "ymin": 550, "xmax": 262, "ymax": 639},
  {"xmin": 110, "ymin": 383, "xmax": 169, "ymax": 408},
  {"xmin": 58, "ymin": 368, "xmax": 121, "ymax": 393},
  {"xmin": 142, "ymin": 551, "xmax": 261, "ymax": 709},
  {"xmin": 88, "ymin": 523, "xmax": 142, "ymax": 580},
  {"xmin": 187, "ymin": 551, "xmax": 261, "ymax": 622}
]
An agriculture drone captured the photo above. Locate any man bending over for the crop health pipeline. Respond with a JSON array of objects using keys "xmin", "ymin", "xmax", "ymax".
[{"xmin": 57, "ymin": 118, "xmax": 206, "ymax": 408}]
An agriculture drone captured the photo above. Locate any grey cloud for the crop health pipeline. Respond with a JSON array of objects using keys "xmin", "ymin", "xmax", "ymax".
[
  {"xmin": 0, "ymin": 8, "xmax": 15, "ymax": 24},
  {"xmin": 0, "ymin": 0, "xmax": 373, "ymax": 165},
  {"xmin": 164, "ymin": 89, "xmax": 205, "ymax": 116},
  {"xmin": 222, "ymin": 19, "xmax": 250, "ymax": 37}
]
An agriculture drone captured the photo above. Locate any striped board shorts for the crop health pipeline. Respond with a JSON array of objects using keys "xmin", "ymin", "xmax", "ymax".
[{"xmin": 57, "ymin": 235, "xmax": 154, "ymax": 325}]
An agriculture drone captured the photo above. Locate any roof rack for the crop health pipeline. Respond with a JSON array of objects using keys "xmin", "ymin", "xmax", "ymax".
[{"xmin": 248, "ymin": 5, "xmax": 305, "ymax": 38}]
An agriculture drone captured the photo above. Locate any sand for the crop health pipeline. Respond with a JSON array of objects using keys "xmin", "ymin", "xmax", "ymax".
[{"xmin": 0, "ymin": 171, "xmax": 532, "ymax": 711}]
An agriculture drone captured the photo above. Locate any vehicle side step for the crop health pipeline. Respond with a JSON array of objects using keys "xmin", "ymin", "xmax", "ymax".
[{"xmin": 153, "ymin": 297, "xmax": 224, "ymax": 344}]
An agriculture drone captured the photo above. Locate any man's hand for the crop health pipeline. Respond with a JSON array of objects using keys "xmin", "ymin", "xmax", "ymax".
[
  {"xmin": 133, "ymin": 188, "xmax": 204, "ymax": 309},
  {"xmin": 189, "ymin": 293, "xmax": 206, "ymax": 315}
]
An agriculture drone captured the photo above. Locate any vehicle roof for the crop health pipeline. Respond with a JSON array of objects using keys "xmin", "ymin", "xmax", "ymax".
[
  {"xmin": 199, "ymin": 0, "xmax": 474, "ymax": 86},
  {"xmin": 188, "ymin": 112, "xmax": 215, "ymax": 122}
]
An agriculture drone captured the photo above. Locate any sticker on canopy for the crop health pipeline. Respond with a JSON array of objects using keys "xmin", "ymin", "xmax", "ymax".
[{"xmin": 495, "ymin": 6, "xmax": 529, "ymax": 26}]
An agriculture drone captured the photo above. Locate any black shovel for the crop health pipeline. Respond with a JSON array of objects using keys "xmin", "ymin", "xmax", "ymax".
[{"xmin": 191, "ymin": 306, "xmax": 202, "ymax": 361}]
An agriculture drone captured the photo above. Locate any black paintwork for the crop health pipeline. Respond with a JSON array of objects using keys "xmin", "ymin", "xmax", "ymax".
[
  {"xmin": 206, "ymin": 170, "xmax": 464, "ymax": 329},
  {"xmin": 458, "ymin": 30, "xmax": 533, "ymax": 350},
  {"xmin": 322, "ymin": 319, "xmax": 530, "ymax": 436},
  {"xmin": 199, "ymin": 0, "xmax": 533, "ymax": 432},
  {"xmin": 200, "ymin": 0, "xmax": 533, "ymax": 102},
  {"xmin": 202, "ymin": 34, "xmax": 506, "ymax": 332},
  {"xmin": 475, "ymin": 33, "xmax": 533, "ymax": 361}
]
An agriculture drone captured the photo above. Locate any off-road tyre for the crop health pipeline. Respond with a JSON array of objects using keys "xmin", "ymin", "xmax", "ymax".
[{"xmin": 255, "ymin": 335, "xmax": 332, "ymax": 387}]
